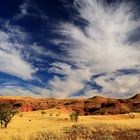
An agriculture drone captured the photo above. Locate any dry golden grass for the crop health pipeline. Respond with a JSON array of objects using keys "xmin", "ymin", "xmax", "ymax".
[{"xmin": 0, "ymin": 108, "xmax": 139, "ymax": 140}]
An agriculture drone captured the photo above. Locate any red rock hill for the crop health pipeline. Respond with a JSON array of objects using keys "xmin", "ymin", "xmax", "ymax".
[{"xmin": 0, "ymin": 94, "xmax": 139, "ymax": 115}]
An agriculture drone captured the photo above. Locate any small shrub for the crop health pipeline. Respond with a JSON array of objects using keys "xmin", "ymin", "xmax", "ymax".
[
  {"xmin": 19, "ymin": 113, "xmax": 23, "ymax": 118},
  {"xmin": 69, "ymin": 111, "xmax": 79, "ymax": 122},
  {"xmin": 49, "ymin": 113, "xmax": 53, "ymax": 116},
  {"xmin": 41, "ymin": 111, "xmax": 46, "ymax": 117},
  {"xmin": 56, "ymin": 112, "xmax": 61, "ymax": 116}
]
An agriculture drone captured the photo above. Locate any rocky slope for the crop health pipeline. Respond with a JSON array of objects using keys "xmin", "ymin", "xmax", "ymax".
[{"xmin": 0, "ymin": 94, "xmax": 140, "ymax": 115}]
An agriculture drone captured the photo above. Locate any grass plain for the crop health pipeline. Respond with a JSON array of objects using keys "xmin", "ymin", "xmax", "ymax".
[{"xmin": 0, "ymin": 108, "xmax": 140, "ymax": 140}]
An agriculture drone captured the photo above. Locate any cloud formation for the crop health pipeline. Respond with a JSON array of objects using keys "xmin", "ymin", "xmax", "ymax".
[
  {"xmin": 1, "ymin": 0, "xmax": 140, "ymax": 98},
  {"xmin": 0, "ymin": 24, "xmax": 36, "ymax": 80},
  {"xmin": 15, "ymin": 0, "xmax": 48, "ymax": 20},
  {"xmin": 49, "ymin": 0, "xmax": 140, "ymax": 97},
  {"xmin": 94, "ymin": 72, "xmax": 140, "ymax": 98},
  {"xmin": 48, "ymin": 62, "xmax": 91, "ymax": 97}
]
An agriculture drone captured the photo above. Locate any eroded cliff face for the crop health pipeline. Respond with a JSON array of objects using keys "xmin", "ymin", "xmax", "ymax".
[{"xmin": 0, "ymin": 94, "xmax": 139, "ymax": 115}]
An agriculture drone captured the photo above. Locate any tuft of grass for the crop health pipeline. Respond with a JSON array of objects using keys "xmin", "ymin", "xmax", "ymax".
[
  {"xmin": 11, "ymin": 135, "xmax": 23, "ymax": 140},
  {"xmin": 28, "ymin": 131, "xmax": 60, "ymax": 140},
  {"xmin": 9, "ymin": 124, "xmax": 140, "ymax": 140}
]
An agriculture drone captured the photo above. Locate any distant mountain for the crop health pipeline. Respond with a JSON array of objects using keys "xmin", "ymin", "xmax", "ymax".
[
  {"xmin": 130, "ymin": 94, "xmax": 140, "ymax": 100},
  {"xmin": 89, "ymin": 96, "xmax": 108, "ymax": 102},
  {"xmin": 0, "ymin": 94, "xmax": 139, "ymax": 115}
]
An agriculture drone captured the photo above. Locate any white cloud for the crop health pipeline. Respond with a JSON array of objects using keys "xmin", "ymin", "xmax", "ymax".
[
  {"xmin": 93, "ymin": 72, "xmax": 140, "ymax": 98},
  {"xmin": 15, "ymin": 1, "xmax": 48, "ymax": 20},
  {"xmin": 57, "ymin": 0, "xmax": 140, "ymax": 73},
  {"xmin": 20, "ymin": 2, "xmax": 28, "ymax": 15},
  {"xmin": 48, "ymin": 62, "xmax": 91, "ymax": 97},
  {"xmin": 0, "ymin": 25, "xmax": 36, "ymax": 80},
  {"xmin": 2, "ymin": 0, "xmax": 139, "ymax": 98},
  {"xmin": 49, "ymin": 0, "xmax": 140, "ymax": 98},
  {"xmin": 30, "ymin": 43, "xmax": 52, "ymax": 57},
  {"xmin": 0, "ymin": 86, "xmax": 34, "ymax": 96},
  {"xmin": 0, "ymin": 84, "xmax": 52, "ymax": 97}
]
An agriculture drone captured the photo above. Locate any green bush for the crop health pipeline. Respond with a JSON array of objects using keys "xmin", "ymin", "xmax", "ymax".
[
  {"xmin": 0, "ymin": 103, "xmax": 17, "ymax": 128},
  {"xmin": 69, "ymin": 111, "xmax": 79, "ymax": 122},
  {"xmin": 0, "ymin": 109, "xmax": 17, "ymax": 128}
]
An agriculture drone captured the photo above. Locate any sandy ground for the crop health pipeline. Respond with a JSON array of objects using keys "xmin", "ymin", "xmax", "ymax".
[{"xmin": 0, "ymin": 109, "xmax": 140, "ymax": 140}]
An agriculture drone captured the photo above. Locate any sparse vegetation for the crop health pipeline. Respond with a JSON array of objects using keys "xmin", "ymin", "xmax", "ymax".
[
  {"xmin": 19, "ymin": 113, "xmax": 23, "ymax": 118},
  {"xmin": 49, "ymin": 113, "xmax": 53, "ymax": 116},
  {"xmin": 0, "ymin": 95, "xmax": 139, "ymax": 140},
  {"xmin": 29, "ymin": 131, "xmax": 60, "ymax": 140},
  {"xmin": 56, "ymin": 112, "xmax": 61, "ymax": 116},
  {"xmin": 41, "ymin": 111, "xmax": 46, "ymax": 117},
  {"xmin": 0, "ymin": 104, "xmax": 17, "ymax": 128},
  {"xmin": 27, "ymin": 125, "xmax": 140, "ymax": 140},
  {"xmin": 0, "ymin": 109, "xmax": 17, "ymax": 128},
  {"xmin": 69, "ymin": 111, "xmax": 79, "ymax": 122},
  {"xmin": 0, "ymin": 109, "xmax": 139, "ymax": 140}
]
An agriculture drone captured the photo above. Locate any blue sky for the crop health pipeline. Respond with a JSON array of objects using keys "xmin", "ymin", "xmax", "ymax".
[{"xmin": 0, "ymin": 0, "xmax": 140, "ymax": 98}]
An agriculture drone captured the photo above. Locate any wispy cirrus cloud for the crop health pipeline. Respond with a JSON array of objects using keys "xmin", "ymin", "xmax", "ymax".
[
  {"xmin": 0, "ymin": 82, "xmax": 52, "ymax": 97},
  {"xmin": 14, "ymin": 0, "xmax": 48, "ymax": 20},
  {"xmin": 1, "ymin": 0, "xmax": 140, "ymax": 98},
  {"xmin": 0, "ymin": 23, "xmax": 36, "ymax": 80},
  {"xmin": 57, "ymin": 0, "xmax": 140, "ymax": 72},
  {"xmin": 48, "ymin": 62, "xmax": 91, "ymax": 97},
  {"xmin": 86, "ymin": 70, "xmax": 140, "ymax": 98},
  {"xmin": 48, "ymin": 0, "xmax": 140, "ymax": 98}
]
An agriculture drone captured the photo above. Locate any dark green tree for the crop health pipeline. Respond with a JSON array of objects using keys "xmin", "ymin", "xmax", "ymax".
[
  {"xmin": 69, "ymin": 111, "xmax": 79, "ymax": 122},
  {"xmin": 0, "ymin": 103, "xmax": 17, "ymax": 128},
  {"xmin": 0, "ymin": 109, "xmax": 17, "ymax": 128}
]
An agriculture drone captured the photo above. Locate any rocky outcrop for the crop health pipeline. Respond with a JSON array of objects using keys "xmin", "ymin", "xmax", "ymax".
[
  {"xmin": 130, "ymin": 94, "xmax": 140, "ymax": 100},
  {"xmin": 89, "ymin": 96, "xmax": 108, "ymax": 103},
  {"xmin": 20, "ymin": 105, "xmax": 33, "ymax": 112},
  {"xmin": 0, "ymin": 94, "xmax": 139, "ymax": 115}
]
